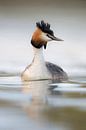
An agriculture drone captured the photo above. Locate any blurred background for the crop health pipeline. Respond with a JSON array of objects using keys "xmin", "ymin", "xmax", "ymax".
[{"xmin": 0, "ymin": 0, "xmax": 86, "ymax": 76}]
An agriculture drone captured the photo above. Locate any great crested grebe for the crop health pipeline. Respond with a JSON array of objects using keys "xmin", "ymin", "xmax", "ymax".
[{"xmin": 21, "ymin": 20, "xmax": 68, "ymax": 81}]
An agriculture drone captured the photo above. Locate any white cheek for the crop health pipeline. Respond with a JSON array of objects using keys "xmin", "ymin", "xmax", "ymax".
[{"xmin": 41, "ymin": 33, "xmax": 51, "ymax": 41}]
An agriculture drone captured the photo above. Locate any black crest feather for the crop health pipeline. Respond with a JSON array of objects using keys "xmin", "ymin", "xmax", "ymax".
[{"xmin": 36, "ymin": 20, "xmax": 54, "ymax": 36}]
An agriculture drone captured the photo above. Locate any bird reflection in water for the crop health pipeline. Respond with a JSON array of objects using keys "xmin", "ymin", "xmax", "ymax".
[{"xmin": 22, "ymin": 80, "xmax": 54, "ymax": 120}]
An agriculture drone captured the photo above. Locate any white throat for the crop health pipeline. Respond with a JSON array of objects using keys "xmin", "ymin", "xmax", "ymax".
[
  {"xmin": 33, "ymin": 47, "xmax": 45, "ymax": 65},
  {"xmin": 22, "ymin": 47, "xmax": 51, "ymax": 81}
]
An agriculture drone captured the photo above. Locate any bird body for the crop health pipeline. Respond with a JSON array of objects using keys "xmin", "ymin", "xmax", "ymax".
[
  {"xmin": 22, "ymin": 47, "xmax": 52, "ymax": 81},
  {"xmin": 21, "ymin": 20, "xmax": 68, "ymax": 81}
]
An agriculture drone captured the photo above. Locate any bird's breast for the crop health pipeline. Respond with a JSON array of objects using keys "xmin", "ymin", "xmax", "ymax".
[{"xmin": 21, "ymin": 60, "xmax": 52, "ymax": 81}]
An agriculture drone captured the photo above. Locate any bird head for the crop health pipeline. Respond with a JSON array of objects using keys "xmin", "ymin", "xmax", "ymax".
[{"xmin": 31, "ymin": 20, "xmax": 63, "ymax": 49}]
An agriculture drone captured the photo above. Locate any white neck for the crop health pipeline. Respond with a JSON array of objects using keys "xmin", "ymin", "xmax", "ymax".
[{"xmin": 33, "ymin": 47, "xmax": 45, "ymax": 64}]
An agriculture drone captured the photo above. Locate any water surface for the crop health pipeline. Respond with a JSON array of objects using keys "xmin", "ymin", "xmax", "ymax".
[{"xmin": 0, "ymin": 74, "xmax": 86, "ymax": 130}]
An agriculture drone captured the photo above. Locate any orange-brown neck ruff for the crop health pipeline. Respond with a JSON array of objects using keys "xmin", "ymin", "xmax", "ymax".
[{"xmin": 31, "ymin": 28, "xmax": 47, "ymax": 49}]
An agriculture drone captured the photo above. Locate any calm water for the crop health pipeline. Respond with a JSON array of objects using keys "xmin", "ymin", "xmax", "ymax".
[{"xmin": 0, "ymin": 74, "xmax": 86, "ymax": 130}]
